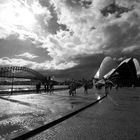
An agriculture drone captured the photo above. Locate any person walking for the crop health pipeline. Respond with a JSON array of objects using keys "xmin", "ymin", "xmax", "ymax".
[
  {"xmin": 84, "ymin": 82, "xmax": 88, "ymax": 94},
  {"xmin": 49, "ymin": 82, "xmax": 54, "ymax": 94},
  {"xmin": 105, "ymin": 83, "xmax": 109, "ymax": 96},
  {"xmin": 69, "ymin": 82, "xmax": 76, "ymax": 96},
  {"xmin": 69, "ymin": 83, "xmax": 73, "ymax": 96},
  {"xmin": 115, "ymin": 84, "xmax": 119, "ymax": 91}
]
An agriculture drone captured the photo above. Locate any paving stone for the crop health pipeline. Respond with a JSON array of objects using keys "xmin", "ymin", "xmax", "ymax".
[{"xmin": 30, "ymin": 88, "xmax": 140, "ymax": 140}]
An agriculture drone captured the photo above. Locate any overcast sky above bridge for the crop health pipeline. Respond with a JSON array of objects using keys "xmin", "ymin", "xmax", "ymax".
[{"xmin": 0, "ymin": 0, "xmax": 140, "ymax": 79}]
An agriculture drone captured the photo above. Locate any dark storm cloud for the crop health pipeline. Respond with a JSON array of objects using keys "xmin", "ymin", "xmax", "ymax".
[
  {"xmin": 39, "ymin": 0, "xmax": 68, "ymax": 34},
  {"xmin": 47, "ymin": 5, "xmax": 68, "ymax": 34},
  {"xmin": 39, "ymin": 0, "xmax": 59, "ymax": 34},
  {"xmin": 0, "ymin": 35, "xmax": 52, "ymax": 62},
  {"xmin": 65, "ymin": 0, "xmax": 92, "ymax": 9},
  {"xmin": 67, "ymin": 54, "xmax": 106, "ymax": 78},
  {"xmin": 38, "ymin": 0, "xmax": 140, "ymax": 76},
  {"xmin": 122, "ymin": 52, "xmax": 140, "ymax": 63},
  {"xmin": 40, "ymin": 54, "xmax": 106, "ymax": 79},
  {"xmin": 0, "ymin": 0, "xmax": 72, "ymax": 70},
  {"xmin": 103, "ymin": 16, "xmax": 140, "ymax": 56},
  {"xmin": 1, "ymin": 0, "xmax": 140, "ymax": 79},
  {"xmin": 101, "ymin": 1, "xmax": 133, "ymax": 18}
]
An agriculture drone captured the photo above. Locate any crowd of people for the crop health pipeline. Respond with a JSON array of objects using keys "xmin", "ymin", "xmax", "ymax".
[
  {"xmin": 36, "ymin": 82, "xmax": 54, "ymax": 94},
  {"xmin": 68, "ymin": 79, "xmax": 93, "ymax": 96},
  {"xmin": 35, "ymin": 77, "xmax": 117, "ymax": 96}
]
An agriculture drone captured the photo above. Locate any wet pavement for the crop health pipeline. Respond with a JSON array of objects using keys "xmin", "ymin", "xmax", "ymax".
[
  {"xmin": 29, "ymin": 87, "xmax": 140, "ymax": 140},
  {"xmin": 0, "ymin": 87, "xmax": 105, "ymax": 139}
]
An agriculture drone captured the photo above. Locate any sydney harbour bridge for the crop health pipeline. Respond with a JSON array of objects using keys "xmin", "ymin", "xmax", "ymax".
[{"xmin": 0, "ymin": 66, "xmax": 50, "ymax": 84}]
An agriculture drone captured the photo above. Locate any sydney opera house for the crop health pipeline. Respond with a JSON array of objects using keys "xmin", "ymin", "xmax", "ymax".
[{"xmin": 94, "ymin": 57, "xmax": 140, "ymax": 87}]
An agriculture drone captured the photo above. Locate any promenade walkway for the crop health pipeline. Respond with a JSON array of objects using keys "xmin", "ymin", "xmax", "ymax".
[
  {"xmin": 29, "ymin": 87, "xmax": 140, "ymax": 140},
  {"xmin": 0, "ymin": 87, "xmax": 105, "ymax": 139}
]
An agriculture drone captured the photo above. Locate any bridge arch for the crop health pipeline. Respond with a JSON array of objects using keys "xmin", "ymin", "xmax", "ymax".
[{"xmin": 0, "ymin": 66, "xmax": 45, "ymax": 81}]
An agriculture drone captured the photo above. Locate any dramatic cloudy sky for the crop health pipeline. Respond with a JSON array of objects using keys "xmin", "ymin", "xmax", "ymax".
[{"xmin": 0, "ymin": 0, "xmax": 140, "ymax": 79}]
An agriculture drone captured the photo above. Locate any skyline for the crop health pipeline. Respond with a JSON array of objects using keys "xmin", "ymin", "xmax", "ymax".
[{"xmin": 0, "ymin": 0, "xmax": 140, "ymax": 79}]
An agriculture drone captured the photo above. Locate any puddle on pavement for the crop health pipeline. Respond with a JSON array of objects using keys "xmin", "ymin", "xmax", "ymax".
[
  {"xmin": 0, "ymin": 114, "xmax": 50, "ymax": 139},
  {"xmin": 0, "ymin": 122, "xmax": 26, "ymax": 139}
]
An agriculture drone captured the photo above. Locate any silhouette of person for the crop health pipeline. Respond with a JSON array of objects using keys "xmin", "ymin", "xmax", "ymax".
[
  {"xmin": 46, "ymin": 83, "xmax": 49, "ymax": 92},
  {"xmin": 36, "ymin": 83, "xmax": 41, "ymax": 93},
  {"xmin": 69, "ymin": 82, "xmax": 76, "ymax": 96},
  {"xmin": 38, "ymin": 82, "xmax": 41, "ymax": 93},
  {"xmin": 49, "ymin": 82, "xmax": 54, "ymax": 94},
  {"xmin": 44, "ymin": 84, "xmax": 47, "ymax": 92},
  {"xmin": 84, "ymin": 82, "xmax": 88, "ymax": 94},
  {"xmin": 105, "ymin": 84, "xmax": 109, "ymax": 96},
  {"xmin": 36, "ymin": 83, "xmax": 39, "ymax": 93}
]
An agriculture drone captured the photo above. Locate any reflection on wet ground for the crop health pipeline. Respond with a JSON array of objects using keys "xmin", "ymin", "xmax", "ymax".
[
  {"xmin": 0, "ymin": 96, "xmax": 39, "ymax": 108},
  {"xmin": 28, "ymin": 88, "xmax": 140, "ymax": 140},
  {"xmin": 0, "ymin": 87, "xmax": 105, "ymax": 139}
]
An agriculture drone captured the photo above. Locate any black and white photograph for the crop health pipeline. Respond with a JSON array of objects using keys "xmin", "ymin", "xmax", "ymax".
[{"xmin": 0, "ymin": 0, "xmax": 140, "ymax": 139}]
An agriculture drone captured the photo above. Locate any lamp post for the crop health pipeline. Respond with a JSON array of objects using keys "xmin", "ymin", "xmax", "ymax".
[{"xmin": 11, "ymin": 70, "xmax": 15, "ymax": 95}]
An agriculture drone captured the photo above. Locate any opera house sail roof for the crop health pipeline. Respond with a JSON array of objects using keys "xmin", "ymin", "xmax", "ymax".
[
  {"xmin": 110, "ymin": 58, "xmax": 138, "ymax": 79},
  {"xmin": 94, "ymin": 57, "xmax": 140, "ymax": 81},
  {"xmin": 94, "ymin": 56, "xmax": 117, "ymax": 80}
]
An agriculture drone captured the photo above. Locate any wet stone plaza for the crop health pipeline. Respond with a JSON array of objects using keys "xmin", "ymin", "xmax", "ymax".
[
  {"xmin": 0, "ymin": 87, "xmax": 140, "ymax": 140},
  {"xmin": 30, "ymin": 87, "xmax": 140, "ymax": 140},
  {"xmin": 0, "ymin": 88, "xmax": 104, "ymax": 139}
]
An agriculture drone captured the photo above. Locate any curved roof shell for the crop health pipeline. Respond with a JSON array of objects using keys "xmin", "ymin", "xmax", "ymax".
[
  {"xmin": 133, "ymin": 58, "xmax": 140, "ymax": 75},
  {"xmin": 94, "ymin": 68, "xmax": 100, "ymax": 79},
  {"xmin": 94, "ymin": 56, "xmax": 117, "ymax": 79},
  {"xmin": 94, "ymin": 57, "xmax": 140, "ymax": 80},
  {"xmin": 110, "ymin": 58, "xmax": 139, "ymax": 79}
]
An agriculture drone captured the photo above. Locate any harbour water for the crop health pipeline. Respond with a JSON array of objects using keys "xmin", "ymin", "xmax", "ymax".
[{"xmin": 0, "ymin": 85, "xmax": 68, "ymax": 92}]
